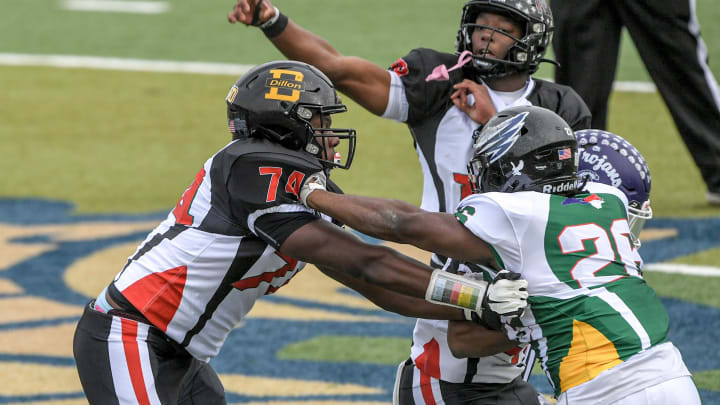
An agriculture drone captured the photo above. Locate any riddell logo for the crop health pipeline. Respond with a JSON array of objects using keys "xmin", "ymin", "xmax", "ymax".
[{"xmin": 543, "ymin": 181, "xmax": 575, "ymax": 193}]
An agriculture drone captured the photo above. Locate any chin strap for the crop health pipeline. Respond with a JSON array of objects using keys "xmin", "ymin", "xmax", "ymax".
[{"xmin": 539, "ymin": 58, "xmax": 560, "ymax": 68}]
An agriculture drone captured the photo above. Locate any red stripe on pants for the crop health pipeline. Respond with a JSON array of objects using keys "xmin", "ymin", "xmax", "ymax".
[
  {"xmin": 121, "ymin": 319, "xmax": 152, "ymax": 405},
  {"xmin": 419, "ymin": 372, "xmax": 437, "ymax": 405},
  {"xmin": 414, "ymin": 338, "xmax": 441, "ymax": 405}
]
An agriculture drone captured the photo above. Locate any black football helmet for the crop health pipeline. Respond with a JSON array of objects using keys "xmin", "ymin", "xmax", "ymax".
[
  {"xmin": 226, "ymin": 60, "xmax": 356, "ymax": 169},
  {"xmin": 456, "ymin": 0, "xmax": 555, "ymax": 80},
  {"xmin": 468, "ymin": 106, "xmax": 578, "ymax": 195}
]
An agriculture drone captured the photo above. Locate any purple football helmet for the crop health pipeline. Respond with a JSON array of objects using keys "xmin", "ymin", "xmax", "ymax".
[{"xmin": 576, "ymin": 130, "xmax": 652, "ymax": 247}]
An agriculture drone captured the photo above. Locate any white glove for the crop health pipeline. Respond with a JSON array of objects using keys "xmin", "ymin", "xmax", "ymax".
[
  {"xmin": 299, "ymin": 171, "xmax": 327, "ymax": 207},
  {"xmin": 485, "ymin": 270, "xmax": 528, "ymax": 317},
  {"xmin": 425, "ymin": 268, "xmax": 527, "ymax": 320}
]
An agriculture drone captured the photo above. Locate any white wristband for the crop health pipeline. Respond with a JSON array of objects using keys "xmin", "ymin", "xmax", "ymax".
[
  {"xmin": 300, "ymin": 182, "xmax": 324, "ymax": 207},
  {"xmin": 425, "ymin": 269, "xmax": 488, "ymax": 312},
  {"xmin": 259, "ymin": 6, "xmax": 280, "ymax": 29}
]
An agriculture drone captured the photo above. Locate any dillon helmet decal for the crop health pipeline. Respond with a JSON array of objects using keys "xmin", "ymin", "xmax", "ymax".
[{"xmin": 476, "ymin": 111, "xmax": 529, "ymax": 164}]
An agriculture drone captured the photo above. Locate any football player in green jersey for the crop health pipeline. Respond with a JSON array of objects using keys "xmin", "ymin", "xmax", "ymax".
[{"xmin": 298, "ymin": 106, "xmax": 701, "ymax": 404}]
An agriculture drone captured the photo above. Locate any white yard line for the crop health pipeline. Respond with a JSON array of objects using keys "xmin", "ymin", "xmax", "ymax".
[
  {"xmin": 612, "ymin": 81, "xmax": 656, "ymax": 93},
  {"xmin": 61, "ymin": 0, "xmax": 169, "ymax": 14},
  {"xmin": 1, "ymin": 53, "xmax": 718, "ymax": 276},
  {"xmin": 0, "ymin": 53, "xmax": 252, "ymax": 75},
  {"xmin": 644, "ymin": 263, "xmax": 720, "ymax": 277},
  {"xmin": 0, "ymin": 53, "xmax": 657, "ymax": 91}
]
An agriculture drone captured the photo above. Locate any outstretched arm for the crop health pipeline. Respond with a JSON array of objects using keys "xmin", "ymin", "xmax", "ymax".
[
  {"xmin": 228, "ymin": 0, "xmax": 391, "ymax": 115},
  {"xmin": 303, "ymin": 189, "xmax": 494, "ymax": 263},
  {"xmin": 281, "ymin": 219, "xmax": 435, "ymax": 298},
  {"xmin": 321, "ymin": 264, "xmax": 519, "ymax": 357},
  {"xmin": 280, "ymin": 219, "xmax": 526, "ymax": 320},
  {"xmin": 316, "ymin": 264, "xmax": 464, "ymax": 320},
  {"xmin": 280, "ymin": 219, "xmax": 471, "ymax": 318}
]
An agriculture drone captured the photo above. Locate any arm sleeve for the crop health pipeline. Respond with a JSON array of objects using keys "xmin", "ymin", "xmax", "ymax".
[{"xmin": 381, "ymin": 71, "xmax": 410, "ymax": 122}]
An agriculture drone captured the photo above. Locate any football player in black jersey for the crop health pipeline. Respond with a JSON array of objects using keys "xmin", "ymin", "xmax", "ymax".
[
  {"xmin": 228, "ymin": 1, "xmax": 591, "ymax": 404},
  {"xmin": 72, "ymin": 60, "xmax": 529, "ymax": 405}
]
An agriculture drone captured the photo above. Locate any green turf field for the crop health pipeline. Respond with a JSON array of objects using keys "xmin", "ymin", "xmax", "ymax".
[
  {"xmin": 1, "ymin": 0, "xmax": 719, "ymax": 215},
  {"xmin": 2, "ymin": 65, "xmax": 719, "ymax": 218},
  {"xmin": 2, "ymin": 0, "xmax": 719, "ymax": 80},
  {"xmin": 1, "ymin": 1, "xmax": 719, "ymax": 403}
]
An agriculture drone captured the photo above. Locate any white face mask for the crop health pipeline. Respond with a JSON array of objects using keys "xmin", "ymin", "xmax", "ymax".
[{"xmin": 628, "ymin": 200, "xmax": 653, "ymax": 248}]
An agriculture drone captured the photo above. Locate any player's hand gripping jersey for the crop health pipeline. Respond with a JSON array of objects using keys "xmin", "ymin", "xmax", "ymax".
[
  {"xmin": 455, "ymin": 182, "xmax": 690, "ymax": 400},
  {"xmin": 107, "ymin": 136, "xmax": 328, "ymax": 362}
]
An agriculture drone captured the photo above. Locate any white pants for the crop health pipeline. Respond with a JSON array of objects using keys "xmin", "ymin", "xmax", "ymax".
[
  {"xmin": 607, "ymin": 376, "xmax": 700, "ymax": 405},
  {"xmin": 557, "ymin": 375, "xmax": 701, "ymax": 405}
]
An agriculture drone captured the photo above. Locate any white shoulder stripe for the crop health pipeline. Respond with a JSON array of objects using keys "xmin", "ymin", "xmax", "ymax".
[{"xmin": 247, "ymin": 204, "xmax": 315, "ymax": 236}]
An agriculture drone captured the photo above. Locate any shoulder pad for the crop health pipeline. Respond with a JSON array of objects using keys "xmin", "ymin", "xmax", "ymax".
[
  {"xmin": 395, "ymin": 48, "xmax": 458, "ymax": 124},
  {"xmin": 528, "ymin": 79, "xmax": 592, "ymax": 131},
  {"xmin": 225, "ymin": 137, "xmax": 324, "ymax": 172}
]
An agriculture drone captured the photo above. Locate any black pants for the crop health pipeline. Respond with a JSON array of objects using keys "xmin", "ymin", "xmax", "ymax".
[
  {"xmin": 551, "ymin": 0, "xmax": 720, "ymax": 193},
  {"xmin": 394, "ymin": 359, "xmax": 540, "ymax": 405},
  {"xmin": 73, "ymin": 301, "xmax": 226, "ymax": 405}
]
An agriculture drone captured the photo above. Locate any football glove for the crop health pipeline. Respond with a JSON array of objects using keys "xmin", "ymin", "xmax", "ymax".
[
  {"xmin": 425, "ymin": 269, "xmax": 528, "ymax": 320},
  {"xmin": 484, "ymin": 270, "xmax": 528, "ymax": 318}
]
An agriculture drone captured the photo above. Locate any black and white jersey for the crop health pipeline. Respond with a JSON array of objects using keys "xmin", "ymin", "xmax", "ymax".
[
  {"xmin": 108, "ymin": 137, "xmax": 327, "ymax": 362},
  {"xmin": 383, "ymin": 48, "xmax": 591, "ymax": 384},
  {"xmin": 386, "ymin": 48, "xmax": 591, "ymax": 217}
]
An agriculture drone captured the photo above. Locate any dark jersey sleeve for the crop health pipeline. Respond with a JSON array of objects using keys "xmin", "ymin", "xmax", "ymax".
[
  {"xmin": 528, "ymin": 79, "xmax": 592, "ymax": 131},
  {"xmin": 389, "ymin": 48, "xmax": 461, "ymax": 125},
  {"xmin": 227, "ymin": 152, "xmax": 323, "ymax": 250},
  {"xmin": 326, "ymin": 177, "xmax": 344, "ymax": 195},
  {"xmin": 252, "ymin": 212, "xmax": 318, "ymax": 250}
]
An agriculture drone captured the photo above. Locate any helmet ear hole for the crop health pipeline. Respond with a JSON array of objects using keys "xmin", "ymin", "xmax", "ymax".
[
  {"xmin": 534, "ymin": 149, "xmax": 551, "ymax": 159},
  {"xmin": 245, "ymin": 76, "xmax": 259, "ymax": 89}
]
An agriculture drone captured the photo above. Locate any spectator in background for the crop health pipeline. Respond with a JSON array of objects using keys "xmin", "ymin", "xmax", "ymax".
[{"xmin": 550, "ymin": 0, "xmax": 720, "ymax": 205}]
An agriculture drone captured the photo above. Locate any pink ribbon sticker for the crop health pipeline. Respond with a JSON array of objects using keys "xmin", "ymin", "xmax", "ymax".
[{"xmin": 425, "ymin": 51, "xmax": 473, "ymax": 82}]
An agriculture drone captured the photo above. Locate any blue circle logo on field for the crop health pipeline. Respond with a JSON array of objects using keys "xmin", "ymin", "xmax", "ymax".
[{"xmin": 0, "ymin": 198, "xmax": 718, "ymax": 404}]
